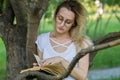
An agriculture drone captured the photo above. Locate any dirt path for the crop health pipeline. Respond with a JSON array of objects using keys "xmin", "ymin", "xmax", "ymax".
[{"xmin": 88, "ymin": 67, "xmax": 120, "ymax": 80}]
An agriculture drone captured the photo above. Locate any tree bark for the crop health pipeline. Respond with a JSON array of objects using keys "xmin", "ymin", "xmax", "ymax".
[
  {"xmin": 0, "ymin": 0, "xmax": 14, "ymax": 39},
  {"xmin": 26, "ymin": 0, "xmax": 49, "ymax": 67},
  {"xmin": 0, "ymin": 0, "xmax": 48, "ymax": 80},
  {"xmin": 15, "ymin": 71, "xmax": 55, "ymax": 80},
  {"xmin": 2, "ymin": 0, "xmax": 27, "ymax": 80},
  {"xmin": 89, "ymin": 32, "xmax": 120, "ymax": 67},
  {"xmin": 0, "ymin": 0, "xmax": 4, "ymax": 13},
  {"xmin": 9, "ymin": 0, "xmax": 27, "ymax": 25}
]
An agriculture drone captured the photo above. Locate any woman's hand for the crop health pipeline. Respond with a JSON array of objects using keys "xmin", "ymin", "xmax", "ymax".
[
  {"xmin": 33, "ymin": 63, "xmax": 39, "ymax": 67},
  {"xmin": 41, "ymin": 56, "xmax": 63, "ymax": 66}
]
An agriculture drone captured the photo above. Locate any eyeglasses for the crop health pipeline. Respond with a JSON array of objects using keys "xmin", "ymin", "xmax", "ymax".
[{"xmin": 56, "ymin": 15, "xmax": 74, "ymax": 27}]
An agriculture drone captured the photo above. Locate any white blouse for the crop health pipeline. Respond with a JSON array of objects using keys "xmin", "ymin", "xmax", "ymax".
[{"xmin": 35, "ymin": 32, "xmax": 92, "ymax": 80}]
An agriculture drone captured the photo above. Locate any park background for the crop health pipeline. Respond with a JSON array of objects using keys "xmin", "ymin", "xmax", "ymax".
[{"xmin": 0, "ymin": 0, "xmax": 120, "ymax": 80}]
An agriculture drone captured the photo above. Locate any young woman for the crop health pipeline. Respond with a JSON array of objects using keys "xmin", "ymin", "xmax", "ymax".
[{"xmin": 35, "ymin": 0, "xmax": 93, "ymax": 80}]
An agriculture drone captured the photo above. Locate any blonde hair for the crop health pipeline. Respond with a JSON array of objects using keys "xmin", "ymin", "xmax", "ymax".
[{"xmin": 54, "ymin": 0, "xmax": 92, "ymax": 53}]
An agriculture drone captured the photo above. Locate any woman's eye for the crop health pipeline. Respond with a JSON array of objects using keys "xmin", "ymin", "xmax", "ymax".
[
  {"xmin": 66, "ymin": 21, "xmax": 71, "ymax": 24},
  {"xmin": 58, "ymin": 16, "xmax": 63, "ymax": 21}
]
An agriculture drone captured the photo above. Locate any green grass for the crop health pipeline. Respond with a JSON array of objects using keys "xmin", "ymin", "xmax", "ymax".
[
  {"xmin": 87, "ymin": 13, "xmax": 120, "ymax": 40},
  {"xmin": 87, "ymin": 14, "xmax": 120, "ymax": 70},
  {"xmin": 91, "ymin": 45, "xmax": 120, "ymax": 69},
  {"xmin": 97, "ymin": 77, "xmax": 120, "ymax": 80},
  {"xmin": 88, "ymin": 76, "xmax": 120, "ymax": 80},
  {"xmin": 108, "ymin": 77, "xmax": 120, "ymax": 80},
  {"xmin": 89, "ymin": 77, "xmax": 120, "ymax": 80},
  {"xmin": 0, "ymin": 38, "xmax": 6, "ymax": 79}
]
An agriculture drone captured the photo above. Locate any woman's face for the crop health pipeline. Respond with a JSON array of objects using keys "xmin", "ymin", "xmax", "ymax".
[{"xmin": 55, "ymin": 7, "xmax": 75, "ymax": 34}]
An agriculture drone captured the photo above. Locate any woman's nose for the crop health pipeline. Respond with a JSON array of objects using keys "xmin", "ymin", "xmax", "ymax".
[{"xmin": 60, "ymin": 21, "xmax": 65, "ymax": 27}]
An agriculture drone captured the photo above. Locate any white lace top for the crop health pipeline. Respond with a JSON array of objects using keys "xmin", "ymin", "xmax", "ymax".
[{"xmin": 35, "ymin": 32, "xmax": 92, "ymax": 80}]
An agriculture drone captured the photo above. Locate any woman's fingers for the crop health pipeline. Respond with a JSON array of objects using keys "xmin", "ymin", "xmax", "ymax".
[
  {"xmin": 41, "ymin": 59, "xmax": 52, "ymax": 65},
  {"xmin": 41, "ymin": 57, "xmax": 63, "ymax": 66},
  {"xmin": 33, "ymin": 63, "xmax": 39, "ymax": 67}
]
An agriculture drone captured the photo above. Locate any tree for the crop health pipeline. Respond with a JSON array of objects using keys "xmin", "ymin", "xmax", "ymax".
[
  {"xmin": 0, "ymin": 0, "xmax": 120, "ymax": 80},
  {"xmin": 0, "ymin": 0, "xmax": 49, "ymax": 79}
]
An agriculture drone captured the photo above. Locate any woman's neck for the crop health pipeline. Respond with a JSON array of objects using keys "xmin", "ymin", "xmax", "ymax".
[{"xmin": 51, "ymin": 31, "xmax": 71, "ymax": 41}]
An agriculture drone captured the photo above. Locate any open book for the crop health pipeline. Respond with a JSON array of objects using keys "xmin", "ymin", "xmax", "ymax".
[
  {"xmin": 20, "ymin": 54, "xmax": 65, "ymax": 76},
  {"xmin": 33, "ymin": 54, "xmax": 41, "ymax": 66}
]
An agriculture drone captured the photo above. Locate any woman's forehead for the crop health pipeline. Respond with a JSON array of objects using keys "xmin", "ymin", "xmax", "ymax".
[{"xmin": 57, "ymin": 7, "xmax": 75, "ymax": 20}]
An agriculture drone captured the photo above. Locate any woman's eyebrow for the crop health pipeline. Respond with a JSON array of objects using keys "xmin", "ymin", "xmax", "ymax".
[{"xmin": 58, "ymin": 14, "xmax": 74, "ymax": 21}]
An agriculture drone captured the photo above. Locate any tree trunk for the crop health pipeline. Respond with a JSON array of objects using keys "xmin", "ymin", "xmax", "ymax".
[
  {"xmin": 0, "ymin": 0, "xmax": 49, "ymax": 80},
  {"xmin": 6, "ymin": 24, "xmax": 27, "ymax": 80}
]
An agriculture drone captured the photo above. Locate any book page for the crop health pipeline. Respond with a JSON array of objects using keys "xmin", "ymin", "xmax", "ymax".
[{"xmin": 33, "ymin": 54, "xmax": 41, "ymax": 67}]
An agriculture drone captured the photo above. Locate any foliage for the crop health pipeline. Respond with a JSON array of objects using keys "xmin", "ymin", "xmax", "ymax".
[
  {"xmin": 43, "ymin": 0, "xmax": 62, "ymax": 23},
  {"xmin": 0, "ymin": 0, "xmax": 6, "ymax": 13},
  {"xmin": 87, "ymin": 14, "xmax": 120, "ymax": 40},
  {"xmin": 101, "ymin": 0, "xmax": 120, "ymax": 6},
  {"xmin": 0, "ymin": 38, "xmax": 6, "ymax": 79},
  {"xmin": 80, "ymin": 0, "xmax": 120, "ymax": 6}
]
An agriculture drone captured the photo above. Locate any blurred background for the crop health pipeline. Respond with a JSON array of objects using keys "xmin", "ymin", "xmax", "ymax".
[{"xmin": 0, "ymin": 0, "xmax": 120, "ymax": 79}]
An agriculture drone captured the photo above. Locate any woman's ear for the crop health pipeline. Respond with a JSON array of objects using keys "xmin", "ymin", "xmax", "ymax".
[{"xmin": 72, "ymin": 22, "xmax": 76, "ymax": 27}]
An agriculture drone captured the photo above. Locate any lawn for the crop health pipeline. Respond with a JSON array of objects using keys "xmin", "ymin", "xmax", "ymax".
[
  {"xmin": 91, "ymin": 45, "xmax": 120, "ymax": 69},
  {"xmin": 87, "ymin": 13, "xmax": 120, "ymax": 69}
]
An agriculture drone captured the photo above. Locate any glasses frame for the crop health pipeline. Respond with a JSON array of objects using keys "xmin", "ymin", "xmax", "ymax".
[{"xmin": 56, "ymin": 14, "xmax": 74, "ymax": 27}]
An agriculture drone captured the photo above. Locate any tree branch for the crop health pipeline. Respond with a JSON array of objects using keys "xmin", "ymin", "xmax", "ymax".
[
  {"xmin": 14, "ymin": 71, "xmax": 55, "ymax": 80},
  {"xmin": 3, "ymin": 0, "xmax": 14, "ymax": 24},
  {"xmin": 15, "ymin": 37, "xmax": 120, "ymax": 80},
  {"xmin": 89, "ymin": 32, "xmax": 120, "ymax": 67},
  {"xmin": 27, "ymin": 0, "xmax": 49, "ymax": 18},
  {"xmin": 9, "ymin": 0, "xmax": 27, "ymax": 25},
  {"xmin": 26, "ymin": 0, "xmax": 49, "ymax": 67},
  {"xmin": 0, "ymin": 21, "xmax": 4, "ymax": 37},
  {"xmin": 56, "ymin": 38, "xmax": 120, "ymax": 80},
  {"xmin": 0, "ymin": 0, "xmax": 14, "ymax": 38},
  {"xmin": 95, "ymin": 32, "xmax": 120, "ymax": 44}
]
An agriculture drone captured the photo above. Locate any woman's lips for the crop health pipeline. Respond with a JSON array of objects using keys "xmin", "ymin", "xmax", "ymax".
[{"xmin": 58, "ymin": 27, "xmax": 64, "ymax": 30}]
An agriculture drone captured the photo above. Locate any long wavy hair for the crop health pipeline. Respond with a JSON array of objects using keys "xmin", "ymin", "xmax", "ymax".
[{"xmin": 54, "ymin": 0, "xmax": 92, "ymax": 53}]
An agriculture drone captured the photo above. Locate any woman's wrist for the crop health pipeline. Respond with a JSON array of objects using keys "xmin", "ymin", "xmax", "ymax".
[{"xmin": 58, "ymin": 56, "xmax": 64, "ymax": 64}]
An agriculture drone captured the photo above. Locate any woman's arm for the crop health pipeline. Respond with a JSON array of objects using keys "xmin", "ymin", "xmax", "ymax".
[
  {"xmin": 41, "ymin": 53, "xmax": 89, "ymax": 80},
  {"xmin": 60, "ymin": 54, "xmax": 89, "ymax": 80},
  {"xmin": 74, "ymin": 53, "xmax": 89, "ymax": 80}
]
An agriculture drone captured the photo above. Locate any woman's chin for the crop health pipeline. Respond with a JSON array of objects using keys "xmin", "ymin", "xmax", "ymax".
[{"xmin": 56, "ymin": 29, "xmax": 64, "ymax": 34}]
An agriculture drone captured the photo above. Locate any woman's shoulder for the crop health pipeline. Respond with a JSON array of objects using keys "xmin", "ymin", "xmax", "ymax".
[
  {"xmin": 35, "ymin": 32, "xmax": 50, "ymax": 51},
  {"xmin": 37, "ymin": 32, "xmax": 50, "ymax": 39},
  {"xmin": 36, "ymin": 32, "xmax": 50, "ymax": 43}
]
